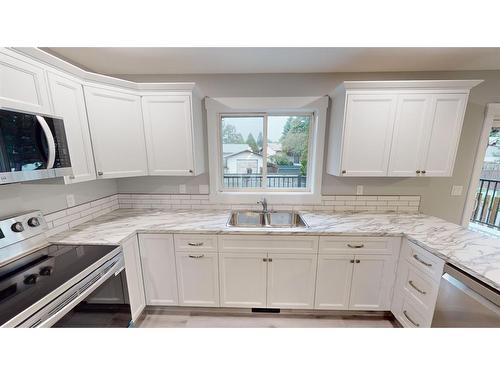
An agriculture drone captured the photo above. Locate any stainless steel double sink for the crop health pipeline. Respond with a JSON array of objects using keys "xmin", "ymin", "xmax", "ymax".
[{"xmin": 227, "ymin": 210, "xmax": 307, "ymax": 228}]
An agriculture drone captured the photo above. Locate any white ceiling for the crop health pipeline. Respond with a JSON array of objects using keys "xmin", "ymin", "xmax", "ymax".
[{"xmin": 43, "ymin": 47, "xmax": 500, "ymax": 75}]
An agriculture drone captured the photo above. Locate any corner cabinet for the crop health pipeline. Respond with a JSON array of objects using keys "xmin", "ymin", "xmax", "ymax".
[
  {"xmin": 326, "ymin": 80, "xmax": 482, "ymax": 177},
  {"xmin": 84, "ymin": 85, "xmax": 149, "ymax": 179},
  {"xmin": 46, "ymin": 71, "xmax": 96, "ymax": 183},
  {"xmin": 142, "ymin": 93, "xmax": 205, "ymax": 176}
]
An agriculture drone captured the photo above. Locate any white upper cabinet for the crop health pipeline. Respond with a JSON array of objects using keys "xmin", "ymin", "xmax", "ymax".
[
  {"xmin": 0, "ymin": 49, "xmax": 51, "ymax": 114},
  {"xmin": 142, "ymin": 93, "xmax": 205, "ymax": 176},
  {"xmin": 327, "ymin": 80, "xmax": 482, "ymax": 177},
  {"xmin": 84, "ymin": 85, "xmax": 149, "ymax": 179},
  {"xmin": 47, "ymin": 71, "xmax": 96, "ymax": 183}
]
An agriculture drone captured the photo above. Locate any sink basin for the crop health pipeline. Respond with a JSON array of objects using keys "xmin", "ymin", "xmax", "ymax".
[{"xmin": 227, "ymin": 210, "xmax": 307, "ymax": 228}]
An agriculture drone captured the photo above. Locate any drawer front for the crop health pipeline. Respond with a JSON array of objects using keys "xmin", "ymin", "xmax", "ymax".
[
  {"xmin": 219, "ymin": 235, "xmax": 318, "ymax": 254},
  {"xmin": 392, "ymin": 291, "xmax": 431, "ymax": 328},
  {"xmin": 319, "ymin": 236, "xmax": 400, "ymax": 255},
  {"xmin": 403, "ymin": 240, "xmax": 444, "ymax": 280},
  {"xmin": 396, "ymin": 260, "xmax": 440, "ymax": 312},
  {"xmin": 174, "ymin": 234, "xmax": 218, "ymax": 252}
]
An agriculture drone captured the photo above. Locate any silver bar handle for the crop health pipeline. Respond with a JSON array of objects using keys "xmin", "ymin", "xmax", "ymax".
[
  {"xmin": 403, "ymin": 310, "xmax": 420, "ymax": 327},
  {"xmin": 36, "ymin": 115, "xmax": 56, "ymax": 169},
  {"xmin": 347, "ymin": 244, "xmax": 364, "ymax": 248},
  {"xmin": 408, "ymin": 280, "xmax": 426, "ymax": 295},
  {"xmin": 413, "ymin": 254, "xmax": 432, "ymax": 267},
  {"xmin": 188, "ymin": 242, "xmax": 204, "ymax": 247},
  {"xmin": 188, "ymin": 255, "xmax": 204, "ymax": 259}
]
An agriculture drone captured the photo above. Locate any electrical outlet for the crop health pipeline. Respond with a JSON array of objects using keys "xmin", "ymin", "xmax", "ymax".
[
  {"xmin": 199, "ymin": 184, "xmax": 209, "ymax": 194},
  {"xmin": 66, "ymin": 194, "xmax": 76, "ymax": 207},
  {"xmin": 451, "ymin": 185, "xmax": 463, "ymax": 196},
  {"xmin": 356, "ymin": 185, "xmax": 364, "ymax": 195},
  {"xmin": 179, "ymin": 184, "xmax": 187, "ymax": 194}
]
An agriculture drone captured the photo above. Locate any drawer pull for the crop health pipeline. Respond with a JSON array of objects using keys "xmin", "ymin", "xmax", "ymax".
[
  {"xmin": 188, "ymin": 242, "xmax": 204, "ymax": 247},
  {"xmin": 263, "ymin": 258, "xmax": 268, "ymax": 262},
  {"xmin": 350, "ymin": 259, "xmax": 355, "ymax": 263},
  {"xmin": 355, "ymin": 259, "xmax": 360, "ymax": 263},
  {"xmin": 347, "ymin": 244, "xmax": 364, "ymax": 248},
  {"xmin": 413, "ymin": 254, "xmax": 432, "ymax": 267},
  {"xmin": 188, "ymin": 255, "xmax": 204, "ymax": 259},
  {"xmin": 403, "ymin": 310, "xmax": 420, "ymax": 327},
  {"xmin": 408, "ymin": 280, "xmax": 426, "ymax": 295}
]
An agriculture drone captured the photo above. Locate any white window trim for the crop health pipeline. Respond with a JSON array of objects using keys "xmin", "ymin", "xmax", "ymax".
[{"xmin": 205, "ymin": 96, "xmax": 329, "ymax": 204}]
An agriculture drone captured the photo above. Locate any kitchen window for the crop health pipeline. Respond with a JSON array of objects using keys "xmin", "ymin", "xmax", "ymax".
[
  {"xmin": 220, "ymin": 114, "xmax": 312, "ymax": 191},
  {"xmin": 206, "ymin": 96, "xmax": 328, "ymax": 204}
]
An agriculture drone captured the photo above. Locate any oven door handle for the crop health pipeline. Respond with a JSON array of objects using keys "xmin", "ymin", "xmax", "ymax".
[{"xmin": 36, "ymin": 115, "xmax": 56, "ymax": 169}]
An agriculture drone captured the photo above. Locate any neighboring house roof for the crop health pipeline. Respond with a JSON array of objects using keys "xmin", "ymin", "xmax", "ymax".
[
  {"xmin": 224, "ymin": 149, "xmax": 262, "ymax": 159},
  {"xmin": 222, "ymin": 144, "xmax": 250, "ymax": 156}
]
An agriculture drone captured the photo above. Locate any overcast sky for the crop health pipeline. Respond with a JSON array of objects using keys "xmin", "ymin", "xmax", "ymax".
[{"xmin": 222, "ymin": 116, "xmax": 288, "ymax": 143}]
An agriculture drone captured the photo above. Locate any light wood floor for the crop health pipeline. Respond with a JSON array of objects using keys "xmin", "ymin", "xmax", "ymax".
[{"xmin": 136, "ymin": 307, "xmax": 399, "ymax": 328}]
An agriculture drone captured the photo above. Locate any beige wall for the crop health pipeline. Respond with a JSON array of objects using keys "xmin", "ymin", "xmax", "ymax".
[{"xmin": 116, "ymin": 70, "xmax": 499, "ymax": 223}]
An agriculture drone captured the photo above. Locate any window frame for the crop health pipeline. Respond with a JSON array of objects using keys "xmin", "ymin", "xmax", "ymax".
[
  {"xmin": 206, "ymin": 96, "xmax": 329, "ymax": 205},
  {"xmin": 218, "ymin": 112, "xmax": 315, "ymax": 193}
]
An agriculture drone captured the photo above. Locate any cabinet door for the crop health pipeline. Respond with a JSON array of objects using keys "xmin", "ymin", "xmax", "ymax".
[
  {"xmin": 420, "ymin": 93, "xmax": 467, "ymax": 176},
  {"xmin": 219, "ymin": 252, "xmax": 267, "ymax": 308},
  {"xmin": 388, "ymin": 94, "xmax": 432, "ymax": 176},
  {"xmin": 267, "ymin": 253, "xmax": 318, "ymax": 309},
  {"xmin": 47, "ymin": 71, "xmax": 96, "ymax": 183},
  {"xmin": 341, "ymin": 94, "xmax": 397, "ymax": 176},
  {"xmin": 176, "ymin": 252, "xmax": 219, "ymax": 307},
  {"xmin": 314, "ymin": 254, "xmax": 354, "ymax": 310},
  {"xmin": 349, "ymin": 255, "xmax": 395, "ymax": 311},
  {"xmin": 0, "ymin": 49, "xmax": 51, "ymax": 113},
  {"xmin": 142, "ymin": 95, "xmax": 195, "ymax": 176},
  {"xmin": 122, "ymin": 235, "xmax": 146, "ymax": 322},
  {"xmin": 84, "ymin": 85, "xmax": 148, "ymax": 178},
  {"xmin": 139, "ymin": 234, "xmax": 179, "ymax": 306}
]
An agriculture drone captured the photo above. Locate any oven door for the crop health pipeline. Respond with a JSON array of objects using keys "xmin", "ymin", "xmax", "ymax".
[
  {"xmin": 0, "ymin": 108, "xmax": 72, "ymax": 184},
  {"xmin": 53, "ymin": 268, "xmax": 133, "ymax": 328}
]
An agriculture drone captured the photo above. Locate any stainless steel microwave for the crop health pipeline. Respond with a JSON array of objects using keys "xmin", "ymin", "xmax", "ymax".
[{"xmin": 0, "ymin": 108, "xmax": 72, "ymax": 184}]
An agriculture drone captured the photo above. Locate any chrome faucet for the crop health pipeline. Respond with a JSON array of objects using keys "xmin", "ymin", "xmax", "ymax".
[{"xmin": 257, "ymin": 198, "xmax": 268, "ymax": 213}]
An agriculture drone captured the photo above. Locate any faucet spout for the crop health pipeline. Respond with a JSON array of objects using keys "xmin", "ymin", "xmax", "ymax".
[{"xmin": 257, "ymin": 198, "xmax": 268, "ymax": 213}]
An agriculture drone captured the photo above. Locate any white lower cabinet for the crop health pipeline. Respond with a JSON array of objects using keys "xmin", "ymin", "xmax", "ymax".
[
  {"xmin": 267, "ymin": 253, "xmax": 317, "ymax": 309},
  {"xmin": 138, "ymin": 234, "xmax": 179, "ymax": 306},
  {"xmin": 122, "ymin": 235, "xmax": 146, "ymax": 322},
  {"xmin": 219, "ymin": 252, "xmax": 268, "ymax": 308},
  {"xmin": 176, "ymin": 252, "xmax": 219, "ymax": 307},
  {"xmin": 315, "ymin": 255, "xmax": 354, "ymax": 310}
]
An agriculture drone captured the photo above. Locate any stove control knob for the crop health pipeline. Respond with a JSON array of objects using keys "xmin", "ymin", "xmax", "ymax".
[
  {"xmin": 28, "ymin": 217, "xmax": 40, "ymax": 227},
  {"xmin": 39, "ymin": 266, "xmax": 53, "ymax": 276},
  {"xmin": 24, "ymin": 274, "xmax": 38, "ymax": 285},
  {"xmin": 11, "ymin": 222, "xmax": 24, "ymax": 233}
]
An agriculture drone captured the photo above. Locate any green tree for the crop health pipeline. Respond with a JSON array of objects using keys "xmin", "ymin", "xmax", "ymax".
[
  {"xmin": 270, "ymin": 153, "xmax": 292, "ymax": 166},
  {"xmin": 256, "ymin": 132, "xmax": 263, "ymax": 148},
  {"xmin": 279, "ymin": 116, "xmax": 310, "ymax": 175},
  {"xmin": 221, "ymin": 123, "xmax": 245, "ymax": 144},
  {"xmin": 246, "ymin": 133, "xmax": 259, "ymax": 153}
]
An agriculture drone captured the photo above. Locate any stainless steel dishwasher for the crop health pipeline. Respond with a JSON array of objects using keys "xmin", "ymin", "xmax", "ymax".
[{"xmin": 432, "ymin": 264, "xmax": 500, "ymax": 327}]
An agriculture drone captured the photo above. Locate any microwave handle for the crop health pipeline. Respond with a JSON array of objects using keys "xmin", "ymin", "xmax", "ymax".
[{"xmin": 36, "ymin": 115, "xmax": 56, "ymax": 169}]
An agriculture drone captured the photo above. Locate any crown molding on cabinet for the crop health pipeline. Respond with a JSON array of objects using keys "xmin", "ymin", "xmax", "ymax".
[{"xmin": 335, "ymin": 80, "xmax": 484, "ymax": 92}]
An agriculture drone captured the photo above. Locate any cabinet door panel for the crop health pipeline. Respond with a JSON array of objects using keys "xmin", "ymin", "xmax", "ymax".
[
  {"xmin": 388, "ymin": 94, "xmax": 431, "ymax": 176},
  {"xmin": 315, "ymin": 255, "xmax": 354, "ymax": 310},
  {"xmin": 341, "ymin": 94, "xmax": 397, "ymax": 176},
  {"xmin": 84, "ymin": 85, "xmax": 148, "ymax": 178},
  {"xmin": 176, "ymin": 252, "xmax": 219, "ymax": 307},
  {"xmin": 267, "ymin": 253, "xmax": 317, "ymax": 309},
  {"xmin": 219, "ymin": 252, "xmax": 267, "ymax": 308},
  {"xmin": 421, "ymin": 93, "xmax": 467, "ymax": 176},
  {"xmin": 47, "ymin": 72, "xmax": 96, "ymax": 183},
  {"xmin": 349, "ymin": 255, "xmax": 395, "ymax": 310},
  {"xmin": 139, "ymin": 234, "xmax": 178, "ymax": 306},
  {"xmin": 142, "ymin": 95, "xmax": 194, "ymax": 175},
  {"xmin": 0, "ymin": 49, "xmax": 51, "ymax": 113},
  {"xmin": 122, "ymin": 235, "xmax": 146, "ymax": 322}
]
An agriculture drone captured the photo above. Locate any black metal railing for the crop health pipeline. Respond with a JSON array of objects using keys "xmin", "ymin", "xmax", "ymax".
[
  {"xmin": 223, "ymin": 174, "xmax": 307, "ymax": 189},
  {"xmin": 471, "ymin": 178, "xmax": 500, "ymax": 229}
]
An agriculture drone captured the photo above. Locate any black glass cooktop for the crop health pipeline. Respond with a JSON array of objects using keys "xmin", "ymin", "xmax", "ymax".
[{"xmin": 0, "ymin": 244, "xmax": 119, "ymax": 326}]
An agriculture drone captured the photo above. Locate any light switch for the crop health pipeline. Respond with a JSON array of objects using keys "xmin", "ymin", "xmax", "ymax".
[
  {"xmin": 356, "ymin": 185, "xmax": 364, "ymax": 195},
  {"xmin": 66, "ymin": 194, "xmax": 76, "ymax": 207},
  {"xmin": 451, "ymin": 185, "xmax": 463, "ymax": 196},
  {"xmin": 179, "ymin": 184, "xmax": 187, "ymax": 194}
]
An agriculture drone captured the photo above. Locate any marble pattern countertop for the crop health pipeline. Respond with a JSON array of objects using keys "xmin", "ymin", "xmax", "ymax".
[{"xmin": 48, "ymin": 209, "xmax": 500, "ymax": 291}]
